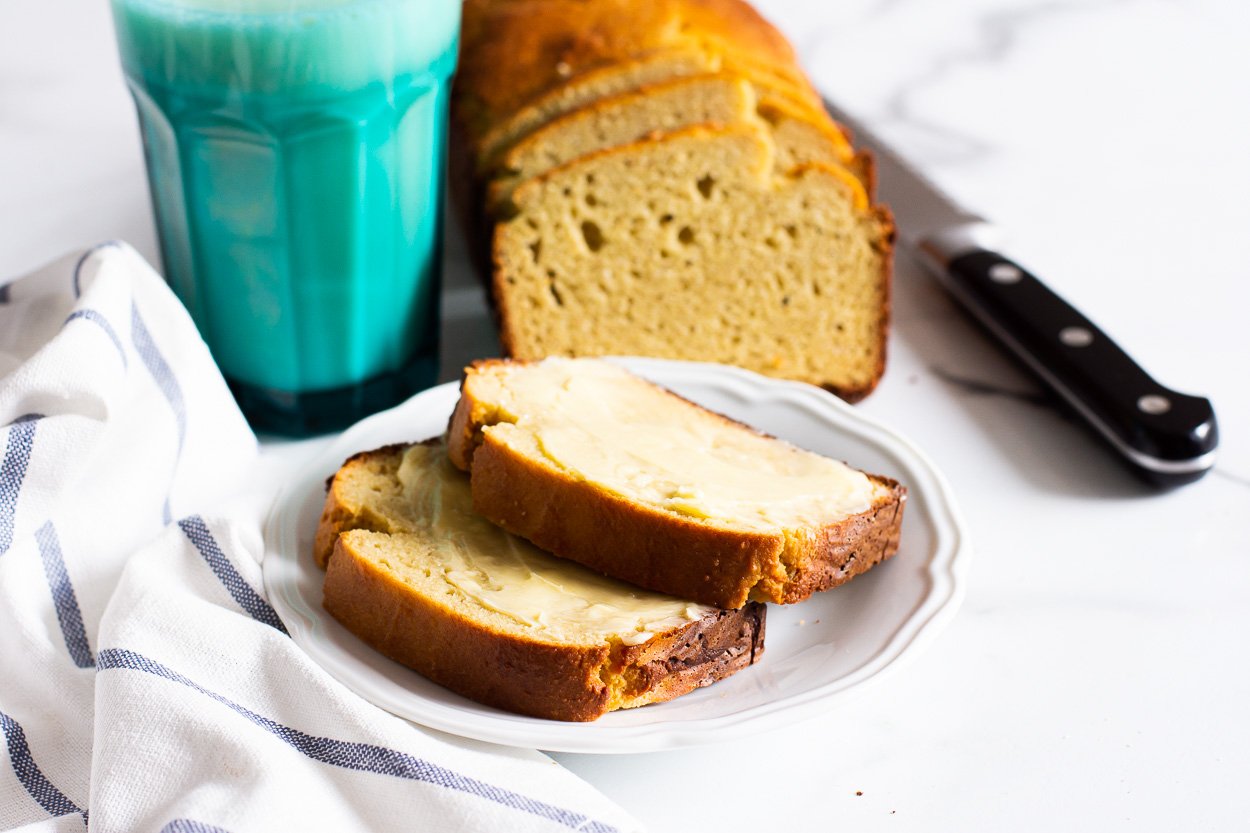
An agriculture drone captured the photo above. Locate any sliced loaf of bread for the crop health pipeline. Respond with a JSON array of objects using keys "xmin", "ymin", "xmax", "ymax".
[
  {"xmin": 317, "ymin": 439, "xmax": 766, "ymax": 721},
  {"xmin": 447, "ymin": 359, "xmax": 906, "ymax": 609},
  {"xmin": 452, "ymin": 0, "xmax": 894, "ymax": 399},
  {"xmin": 485, "ymin": 73, "xmax": 866, "ymax": 216},
  {"xmin": 491, "ymin": 124, "xmax": 893, "ymax": 399},
  {"xmin": 456, "ymin": 0, "xmax": 823, "ymax": 165},
  {"xmin": 470, "ymin": 47, "xmax": 835, "ymax": 178},
  {"xmin": 485, "ymin": 73, "xmax": 756, "ymax": 214}
]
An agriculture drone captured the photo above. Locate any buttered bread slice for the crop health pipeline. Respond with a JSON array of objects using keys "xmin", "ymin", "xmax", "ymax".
[
  {"xmin": 316, "ymin": 439, "xmax": 765, "ymax": 722},
  {"xmin": 447, "ymin": 358, "xmax": 906, "ymax": 609}
]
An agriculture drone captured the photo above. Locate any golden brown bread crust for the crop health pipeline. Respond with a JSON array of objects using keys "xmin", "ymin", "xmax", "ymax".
[
  {"xmin": 455, "ymin": 0, "xmax": 813, "ymax": 146},
  {"xmin": 621, "ymin": 602, "xmax": 764, "ymax": 706},
  {"xmin": 454, "ymin": 0, "xmax": 840, "ymax": 182},
  {"xmin": 324, "ymin": 539, "xmax": 765, "ymax": 720},
  {"xmin": 843, "ymin": 202, "xmax": 896, "ymax": 403},
  {"xmin": 467, "ymin": 423, "xmax": 905, "ymax": 607},
  {"xmin": 323, "ymin": 537, "xmax": 613, "ymax": 721},
  {"xmin": 468, "ymin": 429, "xmax": 778, "ymax": 609},
  {"xmin": 447, "ymin": 360, "xmax": 907, "ymax": 608},
  {"xmin": 315, "ymin": 440, "xmax": 767, "ymax": 721}
]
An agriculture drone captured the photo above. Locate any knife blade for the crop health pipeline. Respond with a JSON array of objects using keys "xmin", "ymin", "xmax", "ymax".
[{"xmin": 824, "ymin": 98, "xmax": 1218, "ymax": 487}]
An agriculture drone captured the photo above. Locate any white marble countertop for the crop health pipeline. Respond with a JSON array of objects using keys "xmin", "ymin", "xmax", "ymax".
[{"xmin": 3, "ymin": 0, "xmax": 1247, "ymax": 830}]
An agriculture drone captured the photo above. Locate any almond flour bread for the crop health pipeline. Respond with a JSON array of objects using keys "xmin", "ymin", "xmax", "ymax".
[
  {"xmin": 455, "ymin": 0, "xmax": 826, "ymax": 165},
  {"xmin": 485, "ymin": 73, "xmax": 757, "ymax": 214},
  {"xmin": 485, "ymin": 73, "xmax": 867, "ymax": 216},
  {"xmin": 494, "ymin": 125, "xmax": 893, "ymax": 399},
  {"xmin": 316, "ymin": 439, "xmax": 766, "ymax": 722},
  {"xmin": 447, "ymin": 359, "xmax": 906, "ymax": 609},
  {"xmin": 452, "ymin": 0, "xmax": 895, "ymax": 400}
]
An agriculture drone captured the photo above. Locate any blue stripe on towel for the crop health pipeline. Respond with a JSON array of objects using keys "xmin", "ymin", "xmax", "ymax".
[
  {"xmin": 71, "ymin": 240, "xmax": 121, "ymax": 298},
  {"xmin": 177, "ymin": 515, "xmax": 288, "ymax": 635},
  {"xmin": 0, "ymin": 414, "xmax": 42, "ymax": 557},
  {"xmin": 64, "ymin": 309, "xmax": 129, "ymax": 369},
  {"xmin": 131, "ymin": 302, "xmax": 187, "ymax": 524},
  {"xmin": 35, "ymin": 522, "xmax": 95, "ymax": 668},
  {"xmin": 0, "ymin": 710, "xmax": 86, "ymax": 822},
  {"xmin": 97, "ymin": 649, "xmax": 622, "ymax": 833},
  {"xmin": 160, "ymin": 820, "xmax": 232, "ymax": 833}
]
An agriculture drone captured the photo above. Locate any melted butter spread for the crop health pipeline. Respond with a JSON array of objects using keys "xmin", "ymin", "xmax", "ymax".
[
  {"xmin": 482, "ymin": 359, "xmax": 875, "ymax": 531},
  {"xmin": 397, "ymin": 443, "xmax": 710, "ymax": 644}
]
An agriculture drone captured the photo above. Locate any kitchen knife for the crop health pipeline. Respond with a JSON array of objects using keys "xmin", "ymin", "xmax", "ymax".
[{"xmin": 824, "ymin": 99, "xmax": 1218, "ymax": 487}]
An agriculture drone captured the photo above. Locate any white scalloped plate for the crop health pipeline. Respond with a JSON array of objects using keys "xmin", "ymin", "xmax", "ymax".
[{"xmin": 263, "ymin": 358, "xmax": 971, "ymax": 753}]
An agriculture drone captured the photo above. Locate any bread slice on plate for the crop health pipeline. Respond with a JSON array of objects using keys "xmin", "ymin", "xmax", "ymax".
[
  {"xmin": 316, "ymin": 439, "xmax": 766, "ymax": 722},
  {"xmin": 490, "ymin": 123, "xmax": 894, "ymax": 400},
  {"xmin": 447, "ymin": 358, "xmax": 906, "ymax": 609}
]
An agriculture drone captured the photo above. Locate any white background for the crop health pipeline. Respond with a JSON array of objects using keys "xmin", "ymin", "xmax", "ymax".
[{"xmin": 3, "ymin": 0, "xmax": 1249, "ymax": 829}]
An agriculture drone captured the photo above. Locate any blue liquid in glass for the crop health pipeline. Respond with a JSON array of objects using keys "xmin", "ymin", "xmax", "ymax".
[{"xmin": 111, "ymin": 0, "xmax": 460, "ymax": 432}]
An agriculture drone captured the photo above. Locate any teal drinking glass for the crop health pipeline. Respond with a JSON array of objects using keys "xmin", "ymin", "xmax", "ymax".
[{"xmin": 111, "ymin": 0, "xmax": 460, "ymax": 434}]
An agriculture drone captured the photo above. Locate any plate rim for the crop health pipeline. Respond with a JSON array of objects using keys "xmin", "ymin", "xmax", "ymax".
[{"xmin": 262, "ymin": 357, "xmax": 972, "ymax": 753}]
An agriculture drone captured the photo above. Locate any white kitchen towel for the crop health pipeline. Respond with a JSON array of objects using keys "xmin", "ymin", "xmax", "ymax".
[{"xmin": 0, "ymin": 242, "xmax": 640, "ymax": 833}]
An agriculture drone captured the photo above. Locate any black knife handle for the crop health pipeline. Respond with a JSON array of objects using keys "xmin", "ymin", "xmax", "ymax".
[{"xmin": 943, "ymin": 249, "xmax": 1218, "ymax": 486}]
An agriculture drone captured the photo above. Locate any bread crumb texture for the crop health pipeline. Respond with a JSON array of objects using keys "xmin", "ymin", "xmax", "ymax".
[
  {"xmin": 449, "ymin": 359, "xmax": 907, "ymax": 608},
  {"xmin": 495, "ymin": 126, "xmax": 890, "ymax": 395}
]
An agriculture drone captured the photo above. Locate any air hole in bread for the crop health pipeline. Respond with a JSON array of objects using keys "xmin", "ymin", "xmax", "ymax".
[
  {"xmin": 581, "ymin": 220, "xmax": 605, "ymax": 252},
  {"xmin": 677, "ymin": 226, "xmax": 695, "ymax": 245},
  {"xmin": 528, "ymin": 240, "xmax": 541, "ymax": 263},
  {"xmin": 784, "ymin": 224, "xmax": 798, "ymax": 239},
  {"xmin": 585, "ymin": 193, "xmax": 598, "ymax": 207},
  {"xmin": 696, "ymin": 175, "xmax": 716, "ymax": 199},
  {"xmin": 659, "ymin": 213, "xmax": 674, "ymax": 226},
  {"xmin": 549, "ymin": 282, "xmax": 565, "ymax": 306}
]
